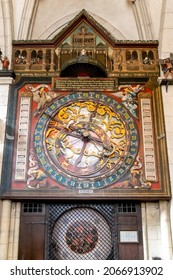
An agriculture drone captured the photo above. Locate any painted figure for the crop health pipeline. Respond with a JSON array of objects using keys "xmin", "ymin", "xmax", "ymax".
[
  {"xmin": 25, "ymin": 84, "xmax": 57, "ymax": 116},
  {"xmin": 161, "ymin": 58, "xmax": 173, "ymax": 79},
  {"xmin": 0, "ymin": 56, "xmax": 10, "ymax": 70}
]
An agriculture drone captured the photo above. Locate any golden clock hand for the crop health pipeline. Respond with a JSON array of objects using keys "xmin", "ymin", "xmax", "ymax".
[
  {"xmin": 88, "ymin": 134, "xmax": 107, "ymax": 146},
  {"xmin": 102, "ymin": 143, "xmax": 116, "ymax": 156},
  {"xmin": 43, "ymin": 112, "xmax": 59, "ymax": 122},
  {"xmin": 65, "ymin": 130, "xmax": 83, "ymax": 139},
  {"xmin": 89, "ymin": 103, "xmax": 99, "ymax": 121},
  {"xmin": 86, "ymin": 132, "xmax": 113, "ymax": 151},
  {"xmin": 44, "ymin": 112, "xmax": 82, "ymax": 136},
  {"xmin": 69, "ymin": 124, "xmax": 114, "ymax": 153},
  {"xmin": 75, "ymin": 141, "xmax": 88, "ymax": 166},
  {"xmin": 85, "ymin": 103, "xmax": 99, "ymax": 130},
  {"xmin": 90, "ymin": 138, "xmax": 115, "ymax": 155}
]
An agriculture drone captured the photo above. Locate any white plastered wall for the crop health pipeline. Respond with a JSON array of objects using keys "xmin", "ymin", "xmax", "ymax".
[{"xmin": 158, "ymin": 0, "xmax": 173, "ymax": 259}]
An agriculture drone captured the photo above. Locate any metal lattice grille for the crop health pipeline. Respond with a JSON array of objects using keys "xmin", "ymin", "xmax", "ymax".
[{"xmin": 48, "ymin": 204, "xmax": 117, "ymax": 260}]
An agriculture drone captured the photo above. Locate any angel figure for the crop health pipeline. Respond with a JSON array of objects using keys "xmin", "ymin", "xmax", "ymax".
[
  {"xmin": 26, "ymin": 84, "xmax": 57, "ymax": 116},
  {"xmin": 32, "ymin": 87, "xmax": 47, "ymax": 116},
  {"xmin": 117, "ymin": 85, "xmax": 144, "ymax": 118}
]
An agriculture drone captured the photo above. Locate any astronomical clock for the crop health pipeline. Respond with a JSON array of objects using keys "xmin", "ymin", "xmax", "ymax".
[
  {"xmin": 35, "ymin": 91, "xmax": 138, "ymax": 190},
  {"xmin": 1, "ymin": 79, "xmax": 170, "ymax": 200}
]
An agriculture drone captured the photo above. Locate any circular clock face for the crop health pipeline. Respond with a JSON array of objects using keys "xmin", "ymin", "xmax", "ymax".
[
  {"xmin": 52, "ymin": 208, "xmax": 112, "ymax": 259},
  {"xmin": 34, "ymin": 92, "xmax": 139, "ymax": 189}
]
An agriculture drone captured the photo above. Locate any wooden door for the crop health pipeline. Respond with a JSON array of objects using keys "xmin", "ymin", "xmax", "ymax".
[
  {"xmin": 18, "ymin": 202, "xmax": 47, "ymax": 260},
  {"xmin": 117, "ymin": 202, "xmax": 143, "ymax": 260}
]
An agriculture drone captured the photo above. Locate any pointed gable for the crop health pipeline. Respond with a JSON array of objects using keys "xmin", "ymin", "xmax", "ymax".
[{"xmin": 52, "ymin": 9, "xmax": 116, "ymax": 48}]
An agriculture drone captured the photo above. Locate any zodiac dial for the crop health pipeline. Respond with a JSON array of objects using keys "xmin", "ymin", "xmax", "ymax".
[{"xmin": 34, "ymin": 92, "xmax": 139, "ymax": 189}]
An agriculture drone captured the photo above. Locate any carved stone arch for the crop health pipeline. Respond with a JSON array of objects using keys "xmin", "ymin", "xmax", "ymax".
[
  {"xmin": 0, "ymin": 0, "xmax": 14, "ymax": 59},
  {"xmin": 36, "ymin": 10, "xmax": 126, "ymax": 40},
  {"xmin": 129, "ymin": 0, "xmax": 153, "ymax": 40},
  {"xmin": 17, "ymin": 0, "xmax": 39, "ymax": 40}
]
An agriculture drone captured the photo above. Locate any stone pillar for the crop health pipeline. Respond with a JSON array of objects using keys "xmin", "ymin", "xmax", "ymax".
[
  {"xmin": 145, "ymin": 202, "xmax": 162, "ymax": 259},
  {"xmin": 0, "ymin": 200, "xmax": 21, "ymax": 260},
  {"xmin": 7, "ymin": 202, "xmax": 21, "ymax": 260},
  {"xmin": 0, "ymin": 75, "xmax": 20, "ymax": 260},
  {"xmin": 159, "ymin": 200, "xmax": 173, "ymax": 259},
  {"xmin": 0, "ymin": 200, "xmax": 11, "ymax": 259},
  {"xmin": 0, "ymin": 76, "xmax": 14, "ymax": 178}
]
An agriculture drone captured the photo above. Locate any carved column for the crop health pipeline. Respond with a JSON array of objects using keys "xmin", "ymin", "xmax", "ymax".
[
  {"xmin": 0, "ymin": 200, "xmax": 21, "ymax": 260},
  {"xmin": 153, "ymin": 49, "xmax": 158, "ymax": 67},
  {"xmin": 7, "ymin": 202, "xmax": 21, "ymax": 260},
  {"xmin": 0, "ymin": 200, "xmax": 11, "ymax": 259},
  {"xmin": 42, "ymin": 49, "xmax": 46, "ymax": 71},
  {"xmin": 25, "ymin": 48, "xmax": 31, "ymax": 71},
  {"xmin": 121, "ymin": 50, "xmax": 126, "ymax": 71},
  {"xmin": 57, "ymin": 48, "xmax": 61, "ymax": 73},
  {"xmin": 50, "ymin": 48, "xmax": 55, "ymax": 72},
  {"xmin": 106, "ymin": 49, "xmax": 108, "ymax": 70},
  {"xmin": 138, "ymin": 50, "xmax": 143, "ymax": 70}
]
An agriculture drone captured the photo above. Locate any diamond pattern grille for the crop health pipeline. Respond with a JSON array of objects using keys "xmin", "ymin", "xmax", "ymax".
[{"xmin": 48, "ymin": 203, "xmax": 117, "ymax": 260}]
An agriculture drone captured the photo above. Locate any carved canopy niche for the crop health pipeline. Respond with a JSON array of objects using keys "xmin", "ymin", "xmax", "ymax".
[{"xmin": 12, "ymin": 9, "xmax": 159, "ymax": 79}]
